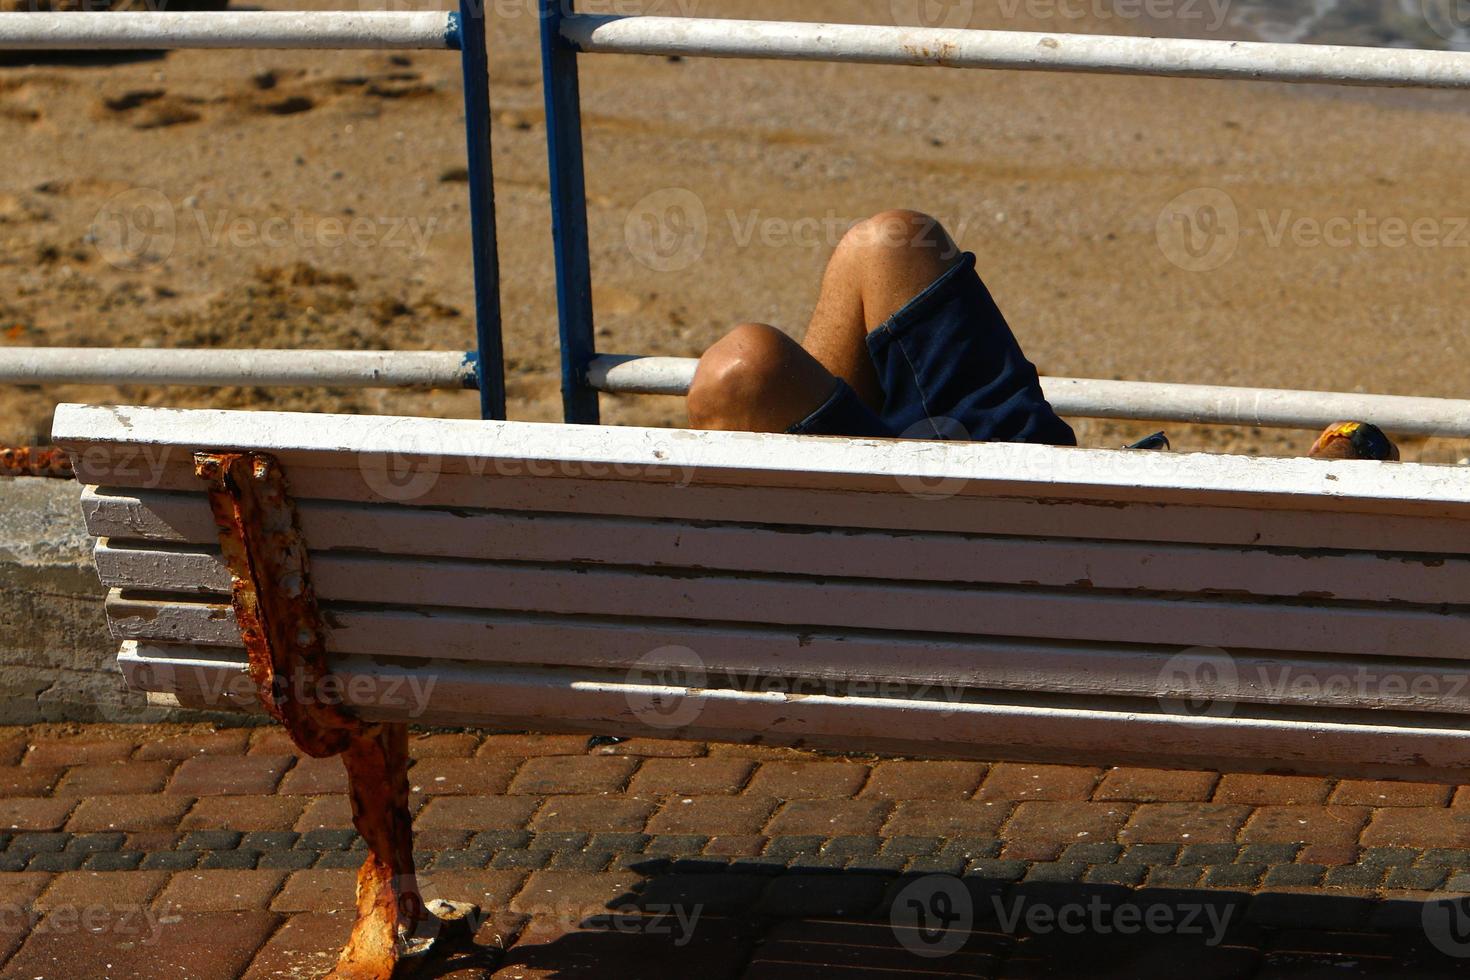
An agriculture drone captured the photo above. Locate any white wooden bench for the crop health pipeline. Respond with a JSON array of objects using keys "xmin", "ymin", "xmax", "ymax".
[{"xmin": 53, "ymin": 402, "xmax": 1470, "ymax": 781}]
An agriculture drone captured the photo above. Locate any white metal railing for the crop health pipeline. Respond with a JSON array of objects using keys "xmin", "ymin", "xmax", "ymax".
[
  {"xmin": 562, "ymin": 16, "xmax": 1470, "ymax": 89},
  {"xmin": 0, "ymin": 348, "xmax": 475, "ymax": 389},
  {"xmin": 0, "ymin": 11, "xmax": 455, "ymax": 49},
  {"xmin": 587, "ymin": 355, "xmax": 1470, "ymax": 439}
]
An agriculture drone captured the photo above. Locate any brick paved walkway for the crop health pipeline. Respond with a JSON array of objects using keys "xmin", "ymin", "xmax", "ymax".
[{"xmin": 3, "ymin": 725, "xmax": 1470, "ymax": 978}]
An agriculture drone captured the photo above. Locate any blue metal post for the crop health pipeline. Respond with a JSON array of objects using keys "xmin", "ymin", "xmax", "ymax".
[
  {"xmin": 539, "ymin": 0, "xmax": 600, "ymax": 424},
  {"xmin": 456, "ymin": 1, "xmax": 507, "ymax": 421}
]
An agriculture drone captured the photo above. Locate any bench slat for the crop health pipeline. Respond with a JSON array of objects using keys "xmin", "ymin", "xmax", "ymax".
[
  {"xmin": 107, "ymin": 593, "xmax": 1470, "ymax": 715},
  {"xmin": 83, "ymin": 489, "xmax": 1470, "ymax": 605},
  {"xmin": 94, "ymin": 542, "xmax": 1470, "ymax": 658},
  {"xmin": 118, "ymin": 641, "xmax": 1470, "ymax": 781}
]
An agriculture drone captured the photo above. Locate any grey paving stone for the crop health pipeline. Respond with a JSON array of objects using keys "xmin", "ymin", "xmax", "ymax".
[
  {"xmin": 963, "ymin": 858, "xmax": 1028, "ymax": 882},
  {"xmin": 1202, "ymin": 864, "xmax": 1264, "ymax": 888},
  {"xmin": 546, "ymin": 849, "xmax": 613, "ymax": 872},
  {"xmin": 490, "ymin": 849, "xmax": 551, "ymax": 870},
  {"xmin": 528, "ymin": 832, "xmax": 588, "ymax": 853},
  {"xmin": 1146, "ymin": 866, "xmax": 1202, "ymax": 888},
  {"xmin": 1084, "ymin": 863, "xmax": 1149, "ymax": 886},
  {"xmin": 470, "ymin": 830, "xmax": 533, "ymax": 852},
  {"xmin": 1023, "ymin": 861, "xmax": 1087, "ymax": 883},
  {"xmin": 1062, "ymin": 842, "xmax": 1124, "ymax": 864},
  {"xmin": 432, "ymin": 849, "xmax": 493, "ymax": 870},
  {"xmin": 880, "ymin": 836, "xmax": 942, "ymax": 858},
  {"xmin": 141, "ymin": 851, "xmax": 200, "ymax": 871},
  {"xmin": 587, "ymin": 832, "xmax": 649, "ymax": 854},
  {"xmin": 257, "ymin": 850, "xmax": 318, "ymax": 871},
  {"xmin": 180, "ymin": 830, "xmax": 242, "ymax": 851},
  {"xmin": 1386, "ymin": 866, "xmax": 1447, "ymax": 891},
  {"xmin": 1122, "ymin": 844, "xmax": 1180, "ymax": 865},
  {"xmin": 1262, "ymin": 864, "xmax": 1326, "ymax": 888},
  {"xmin": 1237, "ymin": 843, "xmax": 1298, "ymax": 865},
  {"xmin": 7, "ymin": 832, "xmax": 68, "ymax": 856},
  {"xmin": 201, "ymin": 850, "xmax": 259, "ymax": 870},
  {"xmin": 28, "ymin": 852, "xmax": 86, "ymax": 872},
  {"xmin": 904, "ymin": 855, "xmax": 967, "ymax": 876},
  {"xmin": 1416, "ymin": 849, "xmax": 1470, "ymax": 869},
  {"xmin": 821, "ymin": 835, "xmax": 881, "ymax": 859},
  {"xmin": 1179, "ymin": 843, "xmax": 1239, "ymax": 866},
  {"xmin": 763, "ymin": 836, "xmax": 826, "ymax": 859},
  {"xmin": 85, "ymin": 851, "xmax": 144, "ymax": 871},
  {"xmin": 1360, "ymin": 847, "xmax": 1419, "ymax": 869},
  {"xmin": 298, "ymin": 829, "xmax": 355, "ymax": 852},
  {"xmin": 315, "ymin": 850, "xmax": 366, "ymax": 870},
  {"xmin": 0, "ymin": 855, "xmax": 25, "ymax": 872},
  {"xmin": 936, "ymin": 837, "xmax": 1002, "ymax": 862},
  {"xmin": 240, "ymin": 831, "xmax": 299, "ymax": 851},
  {"xmin": 64, "ymin": 832, "xmax": 126, "ymax": 854},
  {"xmin": 843, "ymin": 854, "xmax": 910, "ymax": 875},
  {"xmin": 644, "ymin": 835, "xmax": 709, "ymax": 856},
  {"xmin": 1324, "ymin": 865, "xmax": 1387, "ymax": 890},
  {"xmin": 726, "ymin": 855, "xmax": 792, "ymax": 876},
  {"xmin": 787, "ymin": 853, "xmax": 849, "ymax": 872}
]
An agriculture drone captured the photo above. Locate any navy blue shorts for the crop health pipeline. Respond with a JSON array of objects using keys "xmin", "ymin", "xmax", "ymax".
[{"xmin": 788, "ymin": 253, "xmax": 1076, "ymax": 447}]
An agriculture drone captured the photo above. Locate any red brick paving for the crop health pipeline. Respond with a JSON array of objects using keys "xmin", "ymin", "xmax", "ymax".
[{"xmin": 2, "ymin": 725, "xmax": 1470, "ymax": 978}]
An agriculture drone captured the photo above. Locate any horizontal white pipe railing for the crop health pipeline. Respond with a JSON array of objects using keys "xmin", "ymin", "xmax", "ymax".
[
  {"xmin": 588, "ymin": 355, "xmax": 1470, "ymax": 438},
  {"xmin": 0, "ymin": 11, "xmax": 456, "ymax": 50},
  {"xmin": 0, "ymin": 349, "xmax": 476, "ymax": 389},
  {"xmin": 564, "ymin": 15, "xmax": 1470, "ymax": 90}
]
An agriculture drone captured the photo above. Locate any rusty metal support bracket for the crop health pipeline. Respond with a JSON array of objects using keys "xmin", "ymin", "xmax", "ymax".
[{"xmin": 195, "ymin": 452, "xmax": 472, "ymax": 979}]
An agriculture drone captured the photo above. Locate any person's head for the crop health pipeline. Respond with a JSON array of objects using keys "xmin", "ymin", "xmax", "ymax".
[{"xmin": 1308, "ymin": 421, "xmax": 1401, "ymax": 461}]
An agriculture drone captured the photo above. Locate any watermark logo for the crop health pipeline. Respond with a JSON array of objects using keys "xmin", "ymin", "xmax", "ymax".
[
  {"xmin": 90, "ymin": 187, "xmax": 177, "ymax": 270},
  {"xmin": 1424, "ymin": 897, "xmax": 1470, "ymax": 958},
  {"xmin": 625, "ymin": 645, "xmax": 709, "ymax": 730},
  {"xmin": 626, "ymin": 188, "xmax": 709, "ymax": 272},
  {"xmin": 360, "ymin": 450, "xmax": 444, "ymax": 503},
  {"xmin": 1423, "ymin": 0, "xmax": 1470, "ymax": 45},
  {"xmin": 891, "ymin": 0, "xmax": 977, "ymax": 29},
  {"xmin": 1156, "ymin": 187, "xmax": 1239, "ymax": 272},
  {"xmin": 891, "ymin": 875, "xmax": 974, "ymax": 958},
  {"xmin": 1156, "ymin": 646, "xmax": 1238, "ymax": 718}
]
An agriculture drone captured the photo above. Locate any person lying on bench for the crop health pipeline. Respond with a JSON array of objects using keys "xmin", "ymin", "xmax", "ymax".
[{"xmin": 686, "ymin": 209, "xmax": 1399, "ymax": 462}]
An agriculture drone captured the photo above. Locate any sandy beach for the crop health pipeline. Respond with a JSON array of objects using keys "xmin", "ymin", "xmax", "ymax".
[{"xmin": 1, "ymin": 0, "xmax": 1466, "ymax": 460}]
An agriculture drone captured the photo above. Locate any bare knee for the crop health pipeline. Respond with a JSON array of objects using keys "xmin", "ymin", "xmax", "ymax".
[
  {"xmin": 688, "ymin": 323, "xmax": 831, "ymax": 432},
  {"xmin": 842, "ymin": 209, "xmax": 957, "ymax": 258}
]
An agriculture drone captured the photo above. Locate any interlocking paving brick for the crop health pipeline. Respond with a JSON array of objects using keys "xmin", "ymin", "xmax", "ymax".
[
  {"xmin": 1145, "ymin": 865, "xmax": 1202, "ymax": 888},
  {"xmin": 202, "ymin": 851, "xmax": 261, "ymax": 871},
  {"xmin": 1001, "ymin": 802, "xmax": 1131, "ymax": 862},
  {"xmin": 744, "ymin": 761, "xmax": 869, "ymax": 800},
  {"xmin": 880, "ymin": 835, "xmax": 942, "ymax": 858},
  {"xmin": 135, "ymin": 730, "xmax": 252, "ymax": 761},
  {"xmin": 1263, "ymin": 863, "xmax": 1327, "ymax": 888},
  {"xmin": 33, "ymin": 869, "xmax": 169, "ymax": 911},
  {"xmin": 22, "ymin": 739, "xmax": 134, "ymax": 768},
  {"xmin": 419, "ymin": 796, "xmax": 543, "ymax": 833},
  {"xmin": 1179, "ymin": 843, "xmax": 1241, "ymax": 866},
  {"xmin": 881, "ymin": 800, "xmax": 1011, "ymax": 838},
  {"xmin": 704, "ymin": 834, "xmax": 765, "ymax": 858},
  {"xmin": 1202, "ymin": 863, "xmax": 1265, "ymax": 888},
  {"xmin": 1297, "ymin": 843, "xmax": 1360, "ymax": 866},
  {"xmin": 272, "ymin": 869, "xmax": 360, "ymax": 913},
  {"xmin": 510, "ymin": 869, "xmax": 644, "ymax": 918},
  {"xmin": 1240, "ymin": 805, "xmax": 1369, "ymax": 846},
  {"xmin": 141, "ymin": 851, "xmax": 200, "ymax": 871},
  {"xmin": 860, "ymin": 761, "xmax": 987, "ymax": 801},
  {"xmin": 762, "ymin": 835, "xmax": 826, "ymax": 860},
  {"xmin": 62, "ymin": 832, "xmax": 126, "ymax": 854},
  {"xmin": 85, "ymin": 852, "xmax": 145, "ymax": 872},
  {"xmin": 1118, "ymin": 803, "xmax": 1253, "ymax": 845},
  {"xmin": 1023, "ymin": 860, "xmax": 1087, "ymax": 882},
  {"xmin": 1238, "ymin": 843, "xmax": 1300, "ymax": 865},
  {"xmin": 66, "ymin": 794, "xmax": 192, "ymax": 833},
  {"xmin": 766, "ymin": 800, "xmax": 891, "ymax": 837},
  {"xmin": 647, "ymin": 796, "xmax": 776, "ymax": 836},
  {"xmin": 531, "ymin": 796, "xmax": 655, "ymax": 833},
  {"xmin": 1121, "ymin": 843, "xmax": 1180, "ymax": 865},
  {"xmin": 492, "ymin": 849, "xmax": 553, "ymax": 871},
  {"xmin": 589, "ymin": 738, "xmax": 706, "ymax": 759},
  {"xmin": 0, "ymin": 736, "xmax": 26, "ymax": 768},
  {"xmin": 964, "ymin": 858, "xmax": 1028, "ymax": 881},
  {"xmin": 1062, "ymin": 842, "xmax": 1123, "ymax": 864},
  {"xmin": 0, "ymin": 798, "xmax": 75, "ymax": 832},
  {"xmin": 1385, "ymin": 866, "xmax": 1447, "ymax": 890},
  {"xmin": 472, "ymin": 829, "xmax": 535, "ymax": 852},
  {"xmin": 181, "ymin": 829, "xmax": 244, "ymax": 851},
  {"xmin": 314, "ymin": 851, "xmax": 366, "ymax": 870},
  {"xmin": 478, "ymin": 734, "xmax": 590, "ymax": 759},
  {"xmin": 240, "ymin": 910, "xmax": 353, "ymax": 980},
  {"xmin": 54, "ymin": 761, "xmax": 174, "ymax": 797},
  {"xmin": 406, "ymin": 757, "xmax": 521, "ymax": 796},
  {"xmin": 1362, "ymin": 808, "xmax": 1470, "ymax": 848},
  {"xmin": 7, "ymin": 831, "xmax": 68, "ymax": 856},
  {"xmin": 1323, "ymin": 864, "xmax": 1387, "ymax": 890},
  {"xmin": 1358, "ymin": 846, "xmax": 1419, "ymax": 869},
  {"xmin": 26, "ymin": 852, "xmax": 86, "ymax": 872},
  {"xmin": 257, "ymin": 850, "xmax": 318, "ymax": 872},
  {"xmin": 0, "ymin": 767, "xmax": 62, "ymax": 798},
  {"xmin": 6, "ymin": 909, "xmax": 279, "ymax": 979},
  {"xmin": 509, "ymin": 756, "xmax": 638, "ymax": 796},
  {"xmin": 1092, "ymin": 767, "xmax": 1218, "ymax": 803},
  {"xmin": 169, "ymin": 755, "xmax": 293, "ymax": 796},
  {"xmin": 182, "ymin": 794, "xmax": 306, "ymax": 832},
  {"xmin": 628, "ymin": 757, "xmax": 754, "ymax": 796},
  {"xmin": 1084, "ymin": 863, "xmax": 1149, "ymax": 886},
  {"xmin": 1213, "ymin": 774, "xmax": 1332, "ymax": 806},
  {"xmin": 975, "ymin": 763, "xmax": 1100, "ymax": 802},
  {"xmin": 276, "ymin": 755, "xmax": 349, "ymax": 795},
  {"xmin": 528, "ymin": 832, "xmax": 589, "ymax": 854},
  {"xmin": 407, "ymin": 732, "xmax": 482, "ymax": 759},
  {"xmin": 157, "ymin": 870, "xmax": 287, "ymax": 912},
  {"xmin": 293, "ymin": 795, "xmax": 354, "ymax": 831},
  {"xmin": 1330, "ymin": 780, "xmax": 1452, "ymax": 808}
]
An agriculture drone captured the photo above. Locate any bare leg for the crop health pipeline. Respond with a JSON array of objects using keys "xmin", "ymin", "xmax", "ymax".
[{"xmin": 688, "ymin": 210, "xmax": 965, "ymax": 433}]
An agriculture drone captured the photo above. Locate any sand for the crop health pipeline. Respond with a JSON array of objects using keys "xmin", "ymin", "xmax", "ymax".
[{"xmin": 1, "ymin": 0, "xmax": 1466, "ymax": 461}]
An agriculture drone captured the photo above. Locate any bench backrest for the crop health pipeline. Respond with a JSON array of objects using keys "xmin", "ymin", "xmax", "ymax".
[{"xmin": 53, "ymin": 403, "xmax": 1470, "ymax": 781}]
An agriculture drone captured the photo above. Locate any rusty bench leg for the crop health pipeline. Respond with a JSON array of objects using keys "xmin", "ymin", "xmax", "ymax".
[{"xmin": 195, "ymin": 452, "xmax": 472, "ymax": 979}]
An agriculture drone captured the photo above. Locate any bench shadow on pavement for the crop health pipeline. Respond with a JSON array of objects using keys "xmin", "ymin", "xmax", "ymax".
[{"xmin": 420, "ymin": 860, "xmax": 1470, "ymax": 979}]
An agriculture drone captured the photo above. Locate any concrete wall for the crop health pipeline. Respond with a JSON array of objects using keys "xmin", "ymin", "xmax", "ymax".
[{"xmin": 0, "ymin": 475, "xmax": 198, "ymax": 723}]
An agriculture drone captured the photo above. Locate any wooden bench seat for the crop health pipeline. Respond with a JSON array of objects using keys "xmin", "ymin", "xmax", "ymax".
[{"xmin": 54, "ymin": 403, "xmax": 1470, "ymax": 781}]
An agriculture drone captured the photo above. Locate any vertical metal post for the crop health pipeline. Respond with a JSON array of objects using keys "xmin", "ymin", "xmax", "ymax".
[
  {"xmin": 539, "ymin": 0, "xmax": 600, "ymax": 424},
  {"xmin": 456, "ymin": 0, "xmax": 508, "ymax": 421}
]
